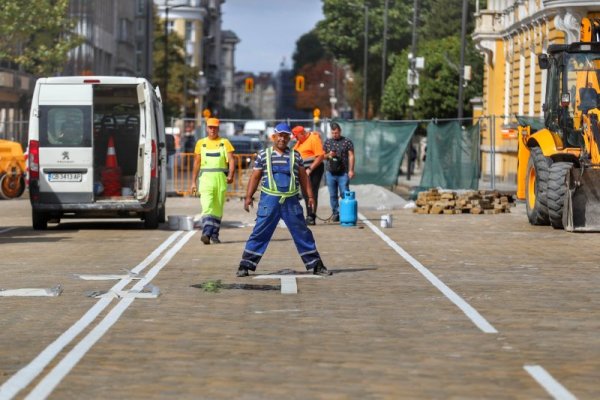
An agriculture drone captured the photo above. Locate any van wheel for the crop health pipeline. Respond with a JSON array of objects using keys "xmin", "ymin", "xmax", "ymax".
[
  {"xmin": 32, "ymin": 210, "xmax": 48, "ymax": 230},
  {"xmin": 158, "ymin": 203, "xmax": 166, "ymax": 223},
  {"xmin": 144, "ymin": 208, "xmax": 159, "ymax": 229}
]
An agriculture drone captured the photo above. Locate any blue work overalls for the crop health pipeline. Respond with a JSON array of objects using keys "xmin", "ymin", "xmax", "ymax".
[{"xmin": 240, "ymin": 148, "xmax": 322, "ymax": 271}]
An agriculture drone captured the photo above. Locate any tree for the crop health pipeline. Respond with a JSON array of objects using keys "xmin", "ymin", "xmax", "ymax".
[
  {"xmin": 0, "ymin": 0, "xmax": 82, "ymax": 75},
  {"xmin": 296, "ymin": 59, "xmax": 338, "ymax": 115},
  {"xmin": 292, "ymin": 30, "xmax": 328, "ymax": 73},
  {"xmin": 316, "ymin": 0, "xmax": 413, "ymax": 117},
  {"xmin": 381, "ymin": 35, "xmax": 482, "ymax": 119},
  {"xmin": 153, "ymin": 16, "xmax": 200, "ymax": 121}
]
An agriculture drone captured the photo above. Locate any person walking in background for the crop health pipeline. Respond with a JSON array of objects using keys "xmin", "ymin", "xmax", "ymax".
[
  {"xmin": 190, "ymin": 118, "xmax": 235, "ymax": 244},
  {"xmin": 292, "ymin": 125, "xmax": 325, "ymax": 225},
  {"xmin": 323, "ymin": 122, "xmax": 355, "ymax": 222},
  {"xmin": 237, "ymin": 122, "xmax": 330, "ymax": 277}
]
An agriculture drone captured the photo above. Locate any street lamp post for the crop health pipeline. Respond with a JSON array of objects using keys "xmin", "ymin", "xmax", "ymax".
[
  {"xmin": 362, "ymin": 4, "xmax": 369, "ymax": 120},
  {"xmin": 381, "ymin": 0, "xmax": 389, "ymax": 100}
]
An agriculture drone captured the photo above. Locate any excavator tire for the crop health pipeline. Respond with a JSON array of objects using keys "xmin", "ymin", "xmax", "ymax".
[
  {"xmin": 525, "ymin": 147, "xmax": 550, "ymax": 225},
  {"xmin": 547, "ymin": 161, "xmax": 573, "ymax": 229}
]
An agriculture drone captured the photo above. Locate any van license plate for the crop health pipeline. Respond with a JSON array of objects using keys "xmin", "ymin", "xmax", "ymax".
[{"xmin": 48, "ymin": 173, "xmax": 82, "ymax": 182}]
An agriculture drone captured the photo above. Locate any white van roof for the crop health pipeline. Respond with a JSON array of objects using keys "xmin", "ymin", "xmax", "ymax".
[{"xmin": 37, "ymin": 76, "xmax": 148, "ymax": 85}]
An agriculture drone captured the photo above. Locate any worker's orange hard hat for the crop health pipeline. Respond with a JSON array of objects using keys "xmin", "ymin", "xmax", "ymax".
[
  {"xmin": 206, "ymin": 118, "xmax": 220, "ymax": 127},
  {"xmin": 291, "ymin": 126, "xmax": 306, "ymax": 137}
]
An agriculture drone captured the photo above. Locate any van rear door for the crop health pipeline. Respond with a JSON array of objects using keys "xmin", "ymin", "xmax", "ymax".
[
  {"xmin": 135, "ymin": 82, "xmax": 152, "ymax": 200},
  {"xmin": 37, "ymin": 84, "xmax": 93, "ymax": 203}
]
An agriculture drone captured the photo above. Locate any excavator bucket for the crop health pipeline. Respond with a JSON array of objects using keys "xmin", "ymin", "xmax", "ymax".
[{"xmin": 563, "ymin": 167, "xmax": 600, "ymax": 231}]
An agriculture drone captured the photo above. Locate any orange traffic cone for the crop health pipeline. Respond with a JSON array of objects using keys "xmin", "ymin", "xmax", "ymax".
[
  {"xmin": 105, "ymin": 135, "xmax": 118, "ymax": 168},
  {"xmin": 101, "ymin": 135, "xmax": 122, "ymax": 196}
]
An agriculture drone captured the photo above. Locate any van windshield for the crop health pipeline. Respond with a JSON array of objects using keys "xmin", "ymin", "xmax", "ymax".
[{"xmin": 39, "ymin": 105, "xmax": 92, "ymax": 147}]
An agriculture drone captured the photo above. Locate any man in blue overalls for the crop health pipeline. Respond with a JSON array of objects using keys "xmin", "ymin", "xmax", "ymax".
[{"xmin": 237, "ymin": 122, "xmax": 331, "ymax": 277}]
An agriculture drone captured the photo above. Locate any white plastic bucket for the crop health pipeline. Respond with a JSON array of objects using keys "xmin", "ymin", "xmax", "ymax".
[
  {"xmin": 380, "ymin": 214, "xmax": 393, "ymax": 228},
  {"xmin": 167, "ymin": 215, "xmax": 181, "ymax": 230},
  {"xmin": 178, "ymin": 216, "xmax": 194, "ymax": 231}
]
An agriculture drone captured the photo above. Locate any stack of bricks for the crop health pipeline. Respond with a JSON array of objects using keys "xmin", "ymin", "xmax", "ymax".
[{"xmin": 414, "ymin": 188, "xmax": 514, "ymax": 215}]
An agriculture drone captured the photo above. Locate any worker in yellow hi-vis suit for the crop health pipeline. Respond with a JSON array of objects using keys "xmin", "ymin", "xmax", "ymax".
[{"xmin": 191, "ymin": 118, "xmax": 235, "ymax": 244}]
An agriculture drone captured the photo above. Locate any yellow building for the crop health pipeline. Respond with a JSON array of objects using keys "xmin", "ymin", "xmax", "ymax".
[{"xmin": 473, "ymin": 1, "xmax": 600, "ymax": 184}]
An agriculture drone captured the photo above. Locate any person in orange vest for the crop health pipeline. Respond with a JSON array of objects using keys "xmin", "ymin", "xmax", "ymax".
[
  {"xmin": 291, "ymin": 125, "xmax": 325, "ymax": 225},
  {"xmin": 190, "ymin": 118, "xmax": 235, "ymax": 244}
]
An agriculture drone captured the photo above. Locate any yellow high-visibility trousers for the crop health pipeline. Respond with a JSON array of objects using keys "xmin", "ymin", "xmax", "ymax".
[{"xmin": 199, "ymin": 171, "xmax": 227, "ymax": 238}]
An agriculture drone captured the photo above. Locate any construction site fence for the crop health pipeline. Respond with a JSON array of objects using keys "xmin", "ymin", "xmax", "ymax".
[
  {"xmin": 2, "ymin": 115, "xmax": 538, "ymax": 195},
  {"xmin": 167, "ymin": 115, "xmax": 541, "ymax": 196}
]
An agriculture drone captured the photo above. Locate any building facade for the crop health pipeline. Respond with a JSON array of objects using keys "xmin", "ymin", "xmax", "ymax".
[
  {"xmin": 473, "ymin": 0, "xmax": 600, "ymax": 183},
  {"xmin": 66, "ymin": 0, "xmax": 152, "ymax": 77}
]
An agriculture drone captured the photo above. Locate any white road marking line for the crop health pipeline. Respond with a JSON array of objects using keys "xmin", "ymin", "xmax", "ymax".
[
  {"xmin": 25, "ymin": 230, "xmax": 196, "ymax": 400},
  {"xmin": 0, "ymin": 231, "xmax": 184, "ymax": 400},
  {"xmin": 75, "ymin": 274, "xmax": 142, "ymax": 281},
  {"xmin": 253, "ymin": 274, "xmax": 322, "ymax": 294},
  {"xmin": 0, "ymin": 227, "xmax": 16, "ymax": 234},
  {"xmin": 0, "ymin": 286, "xmax": 62, "ymax": 297},
  {"xmin": 524, "ymin": 365, "xmax": 577, "ymax": 400},
  {"xmin": 358, "ymin": 212, "xmax": 498, "ymax": 334},
  {"xmin": 280, "ymin": 276, "xmax": 297, "ymax": 294}
]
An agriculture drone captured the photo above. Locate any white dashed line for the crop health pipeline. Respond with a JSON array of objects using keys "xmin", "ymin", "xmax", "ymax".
[{"xmin": 524, "ymin": 365, "xmax": 577, "ymax": 400}]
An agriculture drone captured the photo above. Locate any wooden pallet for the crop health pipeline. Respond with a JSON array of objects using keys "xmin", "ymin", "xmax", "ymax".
[{"xmin": 414, "ymin": 188, "xmax": 515, "ymax": 215}]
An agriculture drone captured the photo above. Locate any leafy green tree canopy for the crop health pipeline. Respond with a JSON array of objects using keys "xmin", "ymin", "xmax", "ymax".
[
  {"xmin": 381, "ymin": 35, "xmax": 482, "ymax": 119},
  {"xmin": 153, "ymin": 16, "xmax": 200, "ymax": 121},
  {"xmin": 0, "ymin": 0, "xmax": 81, "ymax": 75}
]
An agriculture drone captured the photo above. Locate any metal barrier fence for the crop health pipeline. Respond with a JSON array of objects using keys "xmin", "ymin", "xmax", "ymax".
[{"xmin": 172, "ymin": 153, "xmax": 258, "ymax": 198}]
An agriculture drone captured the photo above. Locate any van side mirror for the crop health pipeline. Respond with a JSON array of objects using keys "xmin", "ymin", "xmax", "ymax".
[{"xmin": 538, "ymin": 54, "xmax": 549, "ymax": 70}]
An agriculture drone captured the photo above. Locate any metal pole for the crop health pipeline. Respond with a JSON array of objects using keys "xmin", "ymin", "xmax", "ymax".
[
  {"xmin": 406, "ymin": 0, "xmax": 419, "ymax": 181},
  {"xmin": 164, "ymin": 5, "xmax": 169, "ymax": 109},
  {"xmin": 457, "ymin": 0, "xmax": 468, "ymax": 120},
  {"xmin": 381, "ymin": 0, "xmax": 389, "ymax": 99},
  {"xmin": 491, "ymin": 114, "xmax": 496, "ymax": 189},
  {"xmin": 363, "ymin": 5, "xmax": 369, "ymax": 120}
]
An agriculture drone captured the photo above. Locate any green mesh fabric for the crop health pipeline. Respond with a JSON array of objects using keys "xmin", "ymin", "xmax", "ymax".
[
  {"xmin": 337, "ymin": 121, "xmax": 418, "ymax": 186},
  {"xmin": 418, "ymin": 121, "xmax": 480, "ymax": 191}
]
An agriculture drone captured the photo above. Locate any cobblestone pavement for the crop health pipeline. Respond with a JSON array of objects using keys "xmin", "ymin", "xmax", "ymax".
[{"xmin": 0, "ymin": 195, "xmax": 598, "ymax": 399}]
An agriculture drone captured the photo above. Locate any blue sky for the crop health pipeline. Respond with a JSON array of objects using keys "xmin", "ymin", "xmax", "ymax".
[{"xmin": 221, "ymin": 0, "xmax": 324, "ymax": 74}]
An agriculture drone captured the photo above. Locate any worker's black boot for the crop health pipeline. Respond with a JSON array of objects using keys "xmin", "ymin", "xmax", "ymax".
[
  {"xmin": 313, "ymin": 260, "xmax": 332, "ymax": 276},
  {"xmin": 236, "ymin": 266, "xmax": 249, "ymax": 277},
  {"xmin": 211, "ymin": 236, "xmax": 221, "ymax": 244},
  {"xmin": 306, "ymin": 215, "xmax": 315, "ymax": 225},
  {"xmin": 201, "ymin": 234, "xmax": 210, "ymax": 245}
]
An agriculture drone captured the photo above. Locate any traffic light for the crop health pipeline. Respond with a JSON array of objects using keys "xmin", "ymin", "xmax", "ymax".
[
  {"xmin": 245, "ymin": 77, "xmax": 254, "ymax": 93},
  {"xmin": 295, "ymin": 75, "xmax": 305, "ymax": 92},
  {"xmin": 313, "ymin": 107, "xmax": 320, "ymax": 122}
]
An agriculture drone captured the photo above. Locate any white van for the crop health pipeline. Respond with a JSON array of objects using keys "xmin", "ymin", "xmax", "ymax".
[{"xmin": 27, "ymin": 76, "xmax": 167, "ymax": 229}]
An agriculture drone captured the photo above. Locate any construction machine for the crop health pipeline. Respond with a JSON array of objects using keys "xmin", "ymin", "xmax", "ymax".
[
  {"xmin": 517, "ymin": 16, "xmax": 600, "ymax": 231},
  {"xmin": 0, "ymin": 139, "xmax": 26, "ymax": 199}
]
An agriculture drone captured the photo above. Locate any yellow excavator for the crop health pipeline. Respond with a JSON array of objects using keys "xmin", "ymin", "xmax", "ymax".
[{"xmin": 517, "ymin": 16, "xmax": 600, "ymax": 231}]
